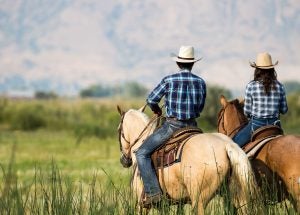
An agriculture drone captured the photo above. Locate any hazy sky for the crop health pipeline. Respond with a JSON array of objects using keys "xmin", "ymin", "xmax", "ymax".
[{"xmin": 0, "ymin": 0, "xmax": 299, "ymax": 95}]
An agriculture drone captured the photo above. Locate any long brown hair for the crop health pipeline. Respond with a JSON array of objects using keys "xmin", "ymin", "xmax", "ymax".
[{"xmin": 254, "ymin": 68, "xmax": 277, "ymax": 95}]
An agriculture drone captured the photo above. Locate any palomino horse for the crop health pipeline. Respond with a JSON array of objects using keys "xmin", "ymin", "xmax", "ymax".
[
  {"xmin": 218, "ymin": 95, "xmax": 300, "ymax": 212},
  {"xmin": 117, "ymin": 105, "xmax": 259, "ymax": 214}
]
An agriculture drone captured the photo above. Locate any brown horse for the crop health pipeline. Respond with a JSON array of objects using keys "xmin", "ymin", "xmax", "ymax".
[
  {"xmin": 117, "ymin": 105, "xmax": 260, "ymax": 214},
  {"xmin": 218, "ymin": 95, "xmax": 300, "ymax": 212}
]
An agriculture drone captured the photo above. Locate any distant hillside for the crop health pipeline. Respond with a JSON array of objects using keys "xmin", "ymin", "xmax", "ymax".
[{"xmin": 0, "ymin": 0, "xmax": 299, "ymax": 95}]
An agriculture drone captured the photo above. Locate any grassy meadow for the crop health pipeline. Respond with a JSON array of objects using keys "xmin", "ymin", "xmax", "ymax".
[{"xmin": 0, "ymin": 96, "xmax": 299, "ymax": 214}]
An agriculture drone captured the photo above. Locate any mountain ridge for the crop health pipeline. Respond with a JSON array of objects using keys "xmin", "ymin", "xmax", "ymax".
[{"xmin": 0, "ymin": 0, "xmax": 299, "ymax": 95}]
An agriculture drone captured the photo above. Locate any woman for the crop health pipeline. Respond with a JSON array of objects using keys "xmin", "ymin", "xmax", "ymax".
[{"xmin": 233, "ymin": 52, "xmax": 288, "ymax": 147}]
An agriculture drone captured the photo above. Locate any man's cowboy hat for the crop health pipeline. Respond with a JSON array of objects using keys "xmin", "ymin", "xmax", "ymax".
[
  {"xmin": 250, "ymin": 52, "xmax": 278, "ymax": 69},
  {"xmin": 171, "ymin": 46, "xmax": 202, "ymax": 63}
]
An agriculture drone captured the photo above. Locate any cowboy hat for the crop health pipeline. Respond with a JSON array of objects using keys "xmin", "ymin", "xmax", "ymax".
[
  {"xmin": 171, "ymin": 46, "xmax": 202, "ymax": 63},
  {"xmin": 250, "ymin": 52, "xmax": 278, "ymax": 69}
]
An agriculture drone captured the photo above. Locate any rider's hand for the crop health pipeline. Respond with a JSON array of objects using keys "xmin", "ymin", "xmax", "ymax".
[
  {"xmin": 149, "ymin": 103, "xmax": 162, "ymax": 116},
  {"xmin": 154, "ymin": 108, "xmax": 162, "ymax": 116}
]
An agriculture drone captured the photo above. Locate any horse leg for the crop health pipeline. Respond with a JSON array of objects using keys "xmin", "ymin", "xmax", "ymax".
[
  {"xmin": 191, "ymin": 199, "xmax": 205, "ymax": 215},
  {"xmin": 187, "ymin": 181, "xmax": 218, "ymax": 215},
  {"xmin": 285, "ymin": 173, "xmax": 300, "ymax": 213},
  {"xmin": 137, "ymin": 205, "xmax": 150, "ymax": 215},
  {"xmin": 284, "ymin": 168, "xmax": 300, "ymax": 212}
]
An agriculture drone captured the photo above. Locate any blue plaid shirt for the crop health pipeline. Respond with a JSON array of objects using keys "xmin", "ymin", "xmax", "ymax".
[
  {"xmin": 147, "ymin": 69, "xmax": 206, "ymax": 120},
  {"xmin": 244, "ymin": 80, "xmax": 288, "ymax": 118}
]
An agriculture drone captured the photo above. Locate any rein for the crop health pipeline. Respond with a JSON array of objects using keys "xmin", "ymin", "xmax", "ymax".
[
  {"xmin": 227, "ymin": 123, "xmax": 247, "ymax": 138},
  {"xmin": 118, "ymin": 112, "xmax": 160, "ymax": 159}
]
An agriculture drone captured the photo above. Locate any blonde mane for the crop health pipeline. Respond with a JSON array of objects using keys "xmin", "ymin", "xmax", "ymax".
[{"xmin": 127, "ymin": 109, "xmax": 150, "ymax": 125}]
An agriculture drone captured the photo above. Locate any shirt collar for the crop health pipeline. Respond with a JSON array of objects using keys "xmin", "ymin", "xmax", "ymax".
[{"xmin": 179, "ymin": 69, "xmax": 191, "ymax": 73}]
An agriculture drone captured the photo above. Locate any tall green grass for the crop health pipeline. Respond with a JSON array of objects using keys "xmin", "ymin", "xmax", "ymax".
[
  {"xmin": 0, "ymin": 130, "xmax": 297, "ymax": 214},
  {"xmin": 0, "ymin": 156, "xmax": 296, "ymax": 214},
  {"xmin": 0, "ymin": 162, "xmax": 138, "ymax": 214}
]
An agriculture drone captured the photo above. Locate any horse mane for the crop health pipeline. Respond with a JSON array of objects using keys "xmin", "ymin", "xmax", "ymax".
[
  {"xmin": 229, "ymin": 99, "xmax": 248, "ymax": 124},
  {"xmin": 230, "ymin": 99, "xmax": 243, "ymax": 113},
  {"xmin": 218, "ymin": 99, "xmax": 244, "ymax": 120},
  {"xmin": 126, "ymin": 109, "xmax": 150, "ymax": 125}
]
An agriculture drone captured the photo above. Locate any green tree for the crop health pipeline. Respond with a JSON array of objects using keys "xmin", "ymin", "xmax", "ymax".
[
  {"xmin": 80, "ymin": 82, "xmax": 148, "ymax": 98},
  {"xmin": 35, "ymin": 91, "xmax": 58, "ymax": 99},
  {"xmin": 199, "ymin": 85, "xmax": 232, "ymax": 131},
  {"xmin": 122, "ymin": 81, "xmax": 148, "ymax": 98},
  {"xmin": 282, "ymin": 92, "xmax": 300, "ymax": 133},
  {"xmin": 80, "ymin": 84, "xmax": 112, "ymax": 98},
  {"xmin": 284, "ymin": 81, "xmax": 300, "ymax": 95}
]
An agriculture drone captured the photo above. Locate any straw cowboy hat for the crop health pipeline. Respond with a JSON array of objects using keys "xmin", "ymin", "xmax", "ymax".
[
  {"xmin": 171, "ymin": 46, "xmax": 202, "ymax": 63},
  {"xmin": 250, "ymin": 52, "xmax": 278, "ymax": 69}
]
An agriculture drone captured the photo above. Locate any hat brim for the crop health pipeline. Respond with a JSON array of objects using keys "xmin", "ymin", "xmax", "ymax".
[
  {"xmin": 170, "ymin": 53, "xmax": 202, "ymax": 63},
  {"xmin": 250, "ymin": 61, "xmax": 278, "ymax": 69}
]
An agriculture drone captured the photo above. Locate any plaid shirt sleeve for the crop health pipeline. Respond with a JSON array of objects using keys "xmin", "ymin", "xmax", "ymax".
[
  {"xmin": 199, "ymin": 81, "xmax": 206, "ymax": 112},
  {"xmin": 279, "ymin": 84, "xmax": 288, "ymax": 114},
  {"xmin": 243, "ymin": 83, "xmax": 252, "ymax": 117},
  {"xmin": 146, "ymin": 78, "xmax": 166, "ymax": 105}
]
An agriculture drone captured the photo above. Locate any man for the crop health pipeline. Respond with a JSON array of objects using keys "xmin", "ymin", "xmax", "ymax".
[{"xmin": 135, "ymin": 46, "xmax": 207, "ymax": 206}]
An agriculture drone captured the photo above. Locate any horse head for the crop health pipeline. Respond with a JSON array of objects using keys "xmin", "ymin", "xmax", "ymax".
[
  {"xmin": 218, "ymin": 95, "xmax": 248, "ymax": 138},
  {"xmin": 117, "ymin": 105, "xmax": 153, "ymax": 168},
  {"xmin": 117, "ymin": 105, "xmax": 133, "ymax": 168}
]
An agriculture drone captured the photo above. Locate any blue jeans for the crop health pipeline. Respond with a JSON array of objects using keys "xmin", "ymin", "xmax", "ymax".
[
  {"xmin": 233, "ymin": 117, "xmax": 281, "ymax": 147},
  {"xmin": 135, "ymin": 118, "xmax": 197, "ymax": 196}
]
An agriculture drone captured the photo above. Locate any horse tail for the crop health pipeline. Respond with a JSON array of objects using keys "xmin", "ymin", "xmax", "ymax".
[{"xmin": 221, "ymin": 135, "xmax": 261, "ymax": 213}]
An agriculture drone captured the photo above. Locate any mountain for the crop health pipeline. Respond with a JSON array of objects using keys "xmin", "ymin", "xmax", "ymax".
[{"xmin": 0, "ymin": 0, "xmax": 299, "ymax": 96}]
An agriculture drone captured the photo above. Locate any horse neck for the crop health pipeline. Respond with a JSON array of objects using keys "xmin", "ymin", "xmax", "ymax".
[
  {"xmin": 124, "ymin": 111, "xmax": 156, "ymax": 156},
  {"xmin": 225, "ymin": 106, "xmax": 247, "ymax": 137}
]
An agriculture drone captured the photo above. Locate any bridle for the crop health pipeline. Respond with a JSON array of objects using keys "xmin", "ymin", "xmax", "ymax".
[
  {"xmin": 118, "ymin": 111, "xmax": 160, "ymax": 167},
  {"xmin": 217, "ymin": 100, "xmax": 248, "ymax": 138},
  {"xmin": 118, "ymin": 113, "xmax": 130, "ymax": 152}
]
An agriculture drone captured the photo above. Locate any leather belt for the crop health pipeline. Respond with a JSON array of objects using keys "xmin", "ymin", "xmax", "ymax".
[{"xmin": 167, "ymin": 117, "xmax": 195, "ymax": 122}]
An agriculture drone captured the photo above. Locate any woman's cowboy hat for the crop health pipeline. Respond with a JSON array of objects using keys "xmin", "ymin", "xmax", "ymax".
[
  {"xmin": 250, "ymin": 52, "xmax": 278, "ymax": 69},
  {"xmin": 171, "ymin": 46, "xmax": 202, "ymax": 63}
]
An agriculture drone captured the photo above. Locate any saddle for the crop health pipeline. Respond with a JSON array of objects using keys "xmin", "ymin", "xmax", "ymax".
[
  {"xmin": 242, "ymin": 125, "xmax": 283, "ymax": 157},
  {"xmin": 151, "ymin": 127, "xmax": 203, "ymax": 169}
]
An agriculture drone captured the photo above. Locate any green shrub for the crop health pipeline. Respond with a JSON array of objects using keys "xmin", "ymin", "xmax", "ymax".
[
  {"xmin": 11, "ymin": 105, "xmax": 46, "ymax": 131},
  {"xmin": 0, "ymin": 97, "xmax": 8, "ymax": 123}
]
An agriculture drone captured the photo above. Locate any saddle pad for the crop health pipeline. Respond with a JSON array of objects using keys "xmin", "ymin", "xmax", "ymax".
[{"xmin": 245, "ymin": 135, "xmax": 281, "ymax": 159}]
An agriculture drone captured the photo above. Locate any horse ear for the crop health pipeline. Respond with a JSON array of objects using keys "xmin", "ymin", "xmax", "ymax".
[
  {"xmin": 220, "ymin": 95, "xmax": 228, "ymax": 107},
  {"xmin": 139, "ymin": 104, "xmax": 147, "ymax": 112},
  {"xmin": 117, "ymin": 105, "xmax": 124, "ymax": 116},
  {"xmin": 239, "ymin": 98, "xmax": 245, "ymax": 106}
]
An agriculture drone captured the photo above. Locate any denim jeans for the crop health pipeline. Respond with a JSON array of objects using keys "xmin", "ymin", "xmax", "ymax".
[
  {"xmin": 135, "ymin": 118, "xmax": 197, "ymax": 196},
  {"xmin": 233, "ymin": 117, "xmax": 281, "ymax": 147}
]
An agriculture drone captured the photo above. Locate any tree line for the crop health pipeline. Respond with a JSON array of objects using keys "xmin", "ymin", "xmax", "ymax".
[
  {"xmin": 79, "ymin": 81, "xmax": 148, "ymax": 98},
  {"xmin": 32, "ymin": 80, "xmax": 300, "ymax": 100}
]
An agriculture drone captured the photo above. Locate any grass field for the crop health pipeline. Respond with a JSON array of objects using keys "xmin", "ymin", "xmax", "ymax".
[
  {"xmin": 0, "ymin": 129, "xmax": 137, "ymax": 214},
  {"xmin": 0, "ymin": 97, "xmax": 298, "ymax": 214},
  {"xmin": 0, "ymin": 131, "xmax": 297, "ymax": 214},
  {"xmin": 0, "ymin": 130, "xmax": 125, "ymax": 183}
]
